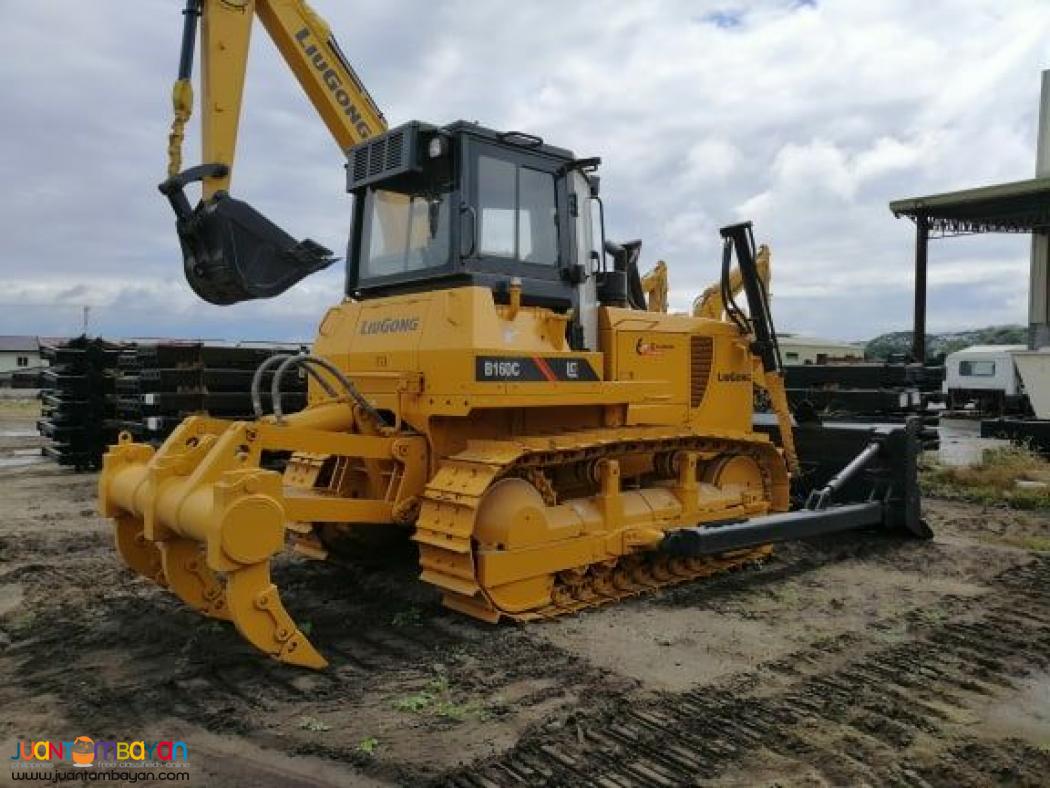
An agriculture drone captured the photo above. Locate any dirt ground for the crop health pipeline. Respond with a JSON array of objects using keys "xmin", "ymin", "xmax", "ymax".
[{"xmin": 1, "ymin": 400, "xmax": 1049, "ymax": 787}]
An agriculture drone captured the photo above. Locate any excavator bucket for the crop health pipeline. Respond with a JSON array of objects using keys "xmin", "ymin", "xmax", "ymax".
[{"xmin": 159, "ymin": 165, "xmax": 336, "ymax": 305}]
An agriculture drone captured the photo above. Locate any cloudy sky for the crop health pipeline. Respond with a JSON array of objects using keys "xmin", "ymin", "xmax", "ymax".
[{"xmin": 2, "ymin": 0, "xmax": 1049, "ymax": 341}]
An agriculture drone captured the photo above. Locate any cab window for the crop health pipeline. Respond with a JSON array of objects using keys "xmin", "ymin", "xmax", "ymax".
[
  {"xmin": 360, "ymin": 188, "xmax": 451, "ymax": 278},
  {"xmin": 478, "ymin": 155, "xmax": 558, "ymax": 265},
  {"xmin": 959, "ymin": 360, "xmax": 995, "ymax": 377}
]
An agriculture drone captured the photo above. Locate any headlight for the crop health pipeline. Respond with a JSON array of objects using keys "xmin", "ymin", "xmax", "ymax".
[{"xmin": 428, "ymin": 136, "xmax": 446, "ymax": 158}]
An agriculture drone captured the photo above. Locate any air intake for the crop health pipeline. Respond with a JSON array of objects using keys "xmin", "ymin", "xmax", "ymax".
[
  {"xmin": 690, "ymin": 336, "xmax": 714, "ymax": 407},
  {"xmin": 346, "ymin": 123, "xmax": 425, "ymax": 191}
]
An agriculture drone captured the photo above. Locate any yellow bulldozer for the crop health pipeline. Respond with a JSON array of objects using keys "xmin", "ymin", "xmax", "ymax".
[{"xmin": 99, "ymin": 0, "xmax": 931, "ymax": 669}]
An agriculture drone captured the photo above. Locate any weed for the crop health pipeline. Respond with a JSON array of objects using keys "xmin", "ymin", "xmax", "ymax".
[
  {"xmin": 357, "ymin": 737, "xmax": 379, "ymax": 755},
  {"xmin": 911, "ymin": 607, "xmax": 949, "ymax": 626},
  {"xmin": 393, "ymin": 690, "xmax": 435, "ymax": 713},
  {"xmin": 391, "ymin": 607, "xmax": 423, "ymax": 627},
  {"xmin": 768, "ymin": 584, "xmax": 800, "ymax": 606},
  {"xmin": 391, "ymin": 672, "xmax": 485, "ymax": 720},
  {"xmin": 432, "ymin": 700, "xmax": 485, "ymax": 720},
  {"xmin": 298, "ymin": 716, "xmax": 331, "ymax": 732},
  {"xmin": 8, "ymin": 611, "xmax": 35, "ymax": 636},
  {"xmin": 1019, "ymin": 535, "xmax": 1050, "ymax": 552}
]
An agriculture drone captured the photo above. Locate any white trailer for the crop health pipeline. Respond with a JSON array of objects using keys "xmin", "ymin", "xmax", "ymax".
[{"xmin": 944, "ymin": 344, "xmax": 1026, "ymax": 414}]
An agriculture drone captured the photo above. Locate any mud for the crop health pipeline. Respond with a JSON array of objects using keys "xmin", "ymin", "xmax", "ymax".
[{"xmin": 1, "ymin": 400, "xmax": 1048, "ymax": 786}]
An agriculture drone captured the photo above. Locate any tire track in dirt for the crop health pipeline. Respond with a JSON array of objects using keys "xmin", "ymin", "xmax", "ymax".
[
  {"xmin": 3, "ymin": 460, "xmax": 1047, "ymax": 788},
  {"xmin": 435, "ymin": 556, "xmax": 1050, "ymax": 788},
  {"xmin": 2, "ymin": 550, "xmax": 631, "ymax": 786}
]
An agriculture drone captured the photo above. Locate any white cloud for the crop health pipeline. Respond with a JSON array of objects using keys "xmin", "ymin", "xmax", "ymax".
[
  {"xmin": 1, "ymin": 0, "xmax": 1049, "ymax": 341},
  {"xmin": 682, "ymin": 139, "xmax": 742, "ymax": 183}
]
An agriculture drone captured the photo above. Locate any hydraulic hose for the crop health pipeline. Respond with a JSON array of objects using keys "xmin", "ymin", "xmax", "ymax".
[
  {"xmin": 270, "ymin": 353, "xmax": 387, "ymax": 427},
  {"xmin": 251, "ymin": 353, "xmax": 337, "ymax": 419}
]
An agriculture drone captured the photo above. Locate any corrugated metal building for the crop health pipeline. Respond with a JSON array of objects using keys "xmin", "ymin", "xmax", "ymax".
[{"xmin": 778, "ymin": 334, "xmax": 864, "ymax": 365}]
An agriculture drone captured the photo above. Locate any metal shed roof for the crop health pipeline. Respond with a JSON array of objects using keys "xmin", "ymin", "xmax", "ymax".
[
  {"xmin": 0, "ymin": 335, "xmax": 40, "ymax": 353},
  {"xmin": 946, "ymin": 344, "xmax": 1026, "ymax": 356},
  {"xmin": 889, "ymin": 177, "xmax": 1050, "ymax": 233}
]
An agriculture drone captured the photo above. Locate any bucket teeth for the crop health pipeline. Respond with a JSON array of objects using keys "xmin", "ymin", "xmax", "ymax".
[
  {"xmin": 226, "ymin": 562, "xmax": 327, "ymax": 669},
  {"xmin": 159, "ymin": 539, "xmax": 230, "ymax": 620}
]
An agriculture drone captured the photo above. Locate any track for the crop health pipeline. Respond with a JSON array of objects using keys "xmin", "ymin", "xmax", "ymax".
[
  {"xmin": 435, "ymin": 555, "xmax": 1050, "ymax": 787},
  {"xmin": 414, "ymin": 427, "xmax": 787, "ymax": 622}
]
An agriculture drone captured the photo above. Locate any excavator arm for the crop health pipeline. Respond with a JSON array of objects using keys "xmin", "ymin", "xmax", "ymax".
[
  {"xmin": 693, "ymin": 244, "xmax": 771, "ymax": 320},
  {"xmin": 161, "ymin": 0, "xmax": 387, "ymax": 305},
  {"xmin": 640, "ymin": 261, "xmax": 668, "ymax": 313}
]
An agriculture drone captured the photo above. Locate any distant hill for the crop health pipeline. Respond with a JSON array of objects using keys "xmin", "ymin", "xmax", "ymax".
[{"xmin": 864, "ymin": 325, "xmax": 1027, "ymax": 362}]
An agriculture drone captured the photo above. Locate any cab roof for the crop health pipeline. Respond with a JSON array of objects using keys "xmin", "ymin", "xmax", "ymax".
[{"xmin": 438, "ymin": 120, "xmax": 576, "ymax": 162}]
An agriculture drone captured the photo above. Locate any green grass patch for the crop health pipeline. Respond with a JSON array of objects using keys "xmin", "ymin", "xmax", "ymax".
[
  {"xmin": 921, "ymin": 444, "xmax": 1050, "ymax": 509},
  {"xmin": 357, "ymin": 737, "xmax": 379, "ymax": 755},
  {"xmin": 298, "ymin": 716, "xmax": 331, "ymax": 732},
  {"xmin": 8, "ymin": 610, "xmax": 36, "ymax": 637},
  {"xmin": 391, "ymin": 606, "xmax": 423, "ymax": 627},
  {"xmin": 391, "ymin": 674, "xmax": 486, "ymax": 720},
  {"xmin": 1018, "ymin": 535, "xmax": 1050, "ymax": 552}
]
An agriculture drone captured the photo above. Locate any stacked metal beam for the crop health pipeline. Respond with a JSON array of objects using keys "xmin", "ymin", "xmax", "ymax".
[
  {"xmin": 782, "ymin": 363, "xmax": 943, "ymax": 451},
  {"xmin": 784, "ymin": 363, "xmax": 944, "ymax": 421},
  {"xmin": 38, "ymin": 339, "xmax": 310, "ymax": 471},
  {"xmin": 112, "ymin": 341, "xmax": 309, "ymax": 445},
  {"xmin": 37, "ymin": 337, "xmax": 127, "ymax": 471}
]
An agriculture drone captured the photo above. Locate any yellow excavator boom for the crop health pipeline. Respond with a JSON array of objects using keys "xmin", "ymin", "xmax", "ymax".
[
  {"xmin": 160, "ymin": 0, "xmax": 387, "ymax": 305},
  {"xmin": 693, "ymin": 244, "xmax": 771, "ymax": 320},
  {"xmin": 169, "ymin": 0, "xmax": 386, "ymax": 197},
  {"xmin": 640, "ymin": 261, "xmax": 669, "ymax": 313}
]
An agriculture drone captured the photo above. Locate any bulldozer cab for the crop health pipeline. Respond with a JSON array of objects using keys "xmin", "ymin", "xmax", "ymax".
[{"xmin": 345, "ymin": 121, "xmax": 602, "ymax": 347}]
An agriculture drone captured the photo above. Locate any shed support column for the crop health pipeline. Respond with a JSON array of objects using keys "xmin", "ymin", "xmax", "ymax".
[
  {"xmin": 913, "ymin": 214, "xmax": 928, "ymax": 363},
  {"xmin": 1029, "ymin": 70, "xmax": 1050, "ymax": 350},
  {"xmin": 1032, "ymin": 234, "xmax": 1050, "ymax": 349}
]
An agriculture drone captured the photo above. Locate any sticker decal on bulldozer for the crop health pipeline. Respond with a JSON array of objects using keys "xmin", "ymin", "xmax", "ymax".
[{"xmin": 476, "ymin": 356, "xmax": 600, "ymax": 382}]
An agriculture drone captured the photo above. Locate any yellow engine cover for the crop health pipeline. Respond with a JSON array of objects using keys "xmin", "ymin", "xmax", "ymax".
[{"xmin": 312, "ymin": 286, "xmax": 757, "ymax": 445}]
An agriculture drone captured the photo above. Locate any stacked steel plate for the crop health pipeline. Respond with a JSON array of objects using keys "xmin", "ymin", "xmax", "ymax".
[
  {"xmin": 112, "ymin": 341, "xmax": 309, "ymax": 445},
  {"xmin": 37, "ymin": 337, "xmax": 127, "ymax": 471},
  {"xmin": 38, "ymin": 339, "xmax": 310, "ymax": 471}
]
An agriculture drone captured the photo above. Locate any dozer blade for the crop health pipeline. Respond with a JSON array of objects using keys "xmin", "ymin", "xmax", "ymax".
[{"xmin": 159, "ymin": 165, "xmax": 337, "ymax": 305}]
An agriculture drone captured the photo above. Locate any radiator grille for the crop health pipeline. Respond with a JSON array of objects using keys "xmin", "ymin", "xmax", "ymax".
[
  {"xmin": 385, "ymin": 131, "xmax": 404, "ymax": 169},
  {"xmin": 350, "ymin": 128, "xmax": 408, "ymax": 185},
  {"xmin": 690, "ymin": 336, "xmax": 714, "ymax": 407},
  {"xmin": 367, "ymin": 137, "xmax": 386, "ymax": 175},
  {"xmin": 351, "ymin": 146, "xmax": 369, "ymax": 181}
]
